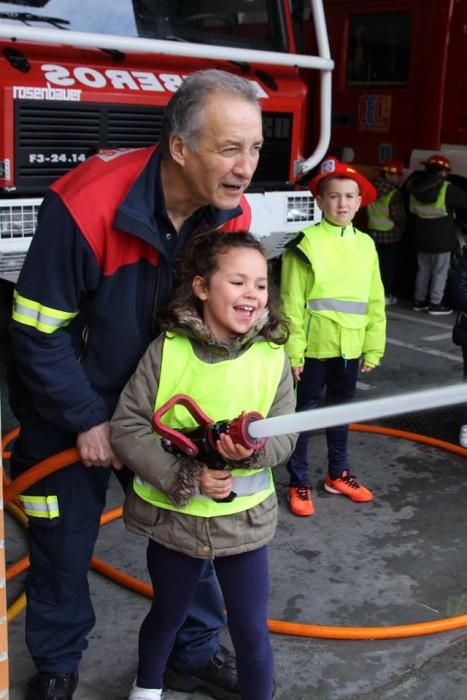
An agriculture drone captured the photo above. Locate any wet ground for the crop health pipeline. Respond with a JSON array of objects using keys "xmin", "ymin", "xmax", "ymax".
[{"xmin": 2, "ymin": 299, "xmax": 467, "ymax": 699}]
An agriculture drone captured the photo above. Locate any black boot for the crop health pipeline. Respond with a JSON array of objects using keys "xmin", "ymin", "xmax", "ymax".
[
  {"xmin": 164, "ymin": 645, "xmax": 240, "ymax": 700},
  {"xmin": 25, "ymin": 671, "xmax": 79, "ymax": 700}
]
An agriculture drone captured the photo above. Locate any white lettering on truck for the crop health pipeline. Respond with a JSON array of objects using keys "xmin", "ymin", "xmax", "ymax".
[
  {"xmin": 42, "ymin": 64, "xmax": 176, "ymax": 92},
  {"xmin": 39, "ymin": 64, "xmax": 268, "ymax": 98},
  {"xmin": 13, "ymin": 84, "xmax": 82, "ymax": 101}
]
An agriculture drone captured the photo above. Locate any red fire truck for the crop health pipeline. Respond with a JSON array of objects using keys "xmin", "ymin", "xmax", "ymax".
[
  {"xmin": 308, "ymin": 0, "xmax": 467, "ymax": 180},
  {"xmin": 0, "ymin": 0, "xmax": 333, "ymax": 293}
]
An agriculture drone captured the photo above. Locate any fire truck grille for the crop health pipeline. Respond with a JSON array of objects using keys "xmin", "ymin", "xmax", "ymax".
[
  {"xmin": 14, "ymin": 101, "xmax": 292, "ymax": 193},
  {"xmin": 0, "ymin": 199, "xmax": 41, "ymax": 239}
]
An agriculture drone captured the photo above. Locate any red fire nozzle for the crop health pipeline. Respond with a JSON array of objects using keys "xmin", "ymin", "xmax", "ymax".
[{"xmin": 151, "ymin": 394, "xmax": 267, "ymax": 457}]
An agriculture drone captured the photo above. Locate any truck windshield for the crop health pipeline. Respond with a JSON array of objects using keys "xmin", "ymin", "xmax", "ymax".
[{"xmin": 0, "ymin": 0, "xmax": 288, "ymax": 52}]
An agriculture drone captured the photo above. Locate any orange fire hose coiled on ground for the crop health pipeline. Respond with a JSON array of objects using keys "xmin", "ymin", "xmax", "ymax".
[{"xmin": 2, "ymin": 424, "xmax": 467, "ymax": 639}]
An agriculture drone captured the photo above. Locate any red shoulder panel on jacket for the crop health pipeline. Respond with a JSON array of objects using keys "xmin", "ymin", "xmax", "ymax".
[
  {"xmin": 51, "ymin": 147, "xmax": 159, "ymax": 274},
  {"xmin": 219, "ymin": 195, "xmax": 252, "ymax": 232}
]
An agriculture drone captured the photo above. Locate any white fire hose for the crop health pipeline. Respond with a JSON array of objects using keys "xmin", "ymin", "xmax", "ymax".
[{"xmin": 248, "ymin": 383, "xmax": 467, "ymax": 440}]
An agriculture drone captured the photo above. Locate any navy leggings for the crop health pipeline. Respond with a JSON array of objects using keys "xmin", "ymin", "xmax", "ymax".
[
  {"xmin": 287, "ymin": 357, "xmax": 360, "ymax": 486},
  {"xmin": 138, "ymin": 541, "xmax": 274, "ymax": 700}
]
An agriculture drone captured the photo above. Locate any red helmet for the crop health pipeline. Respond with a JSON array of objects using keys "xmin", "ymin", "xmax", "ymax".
[
  {"xmin": 420, "ymin": 154, "xmax": 451, "ymax": 171},
  {"xmin": 309, "ymin": 156, "xmax": 377, "ymax": 206},
  {"xmin": 381, "ymin": 160, "xmax": 404, "ymax": 176}
]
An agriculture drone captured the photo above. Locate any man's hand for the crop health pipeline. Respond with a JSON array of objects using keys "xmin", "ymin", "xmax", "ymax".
[
  {"xmin": 199, "ymin": 467, "xmax": 234, "ymax": 500},
  {"xmin": 360, "ymin": 364, "xmax": 375, "ymax": 374},
  {"xmin": 77, "ymin": 422, "xmax": 123, "ymax": 470}
]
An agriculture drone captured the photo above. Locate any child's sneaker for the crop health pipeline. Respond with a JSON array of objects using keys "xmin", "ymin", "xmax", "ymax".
[
  {"xmin": 460, "ymin": 425, "xmax": 467, "ymax": 449},
  {"xmin": 427, "ymin": 303, "xmax": 452, "ymax": 315},
  {"xmin": 385, "ymin": 294, "xmax": 398, "ymax": 306},
  {"xmin": 288, "ymin": 485, "xmax": 315, "ymax": 516},
  {"xmin": 324, "ymin": 470, "xmax": 373, "ymax": 502},
  {"xmin": 129, "ymin": 683, "xmax": 163, "ymax": 700}
]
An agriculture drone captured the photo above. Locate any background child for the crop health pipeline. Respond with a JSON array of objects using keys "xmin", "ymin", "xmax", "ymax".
[
  {"xmin": 366, "ymin": 160, "xmax": 406, "ymax": 305},
  {"xmin": 407, "ymin": 154, "xmax": 466, "ymax": 315},
  {"xmin": 280, "ymin": 156, "xmax": 386, "ymax": 517},
  {"xmin": 110, "ymin": 231, "xmax": 296, "ymax": 700}
]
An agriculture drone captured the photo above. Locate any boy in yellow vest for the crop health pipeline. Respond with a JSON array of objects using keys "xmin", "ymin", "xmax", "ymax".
[{"xmin": 280, "ymin": 156, "xmax": 386, "ymax": 516}]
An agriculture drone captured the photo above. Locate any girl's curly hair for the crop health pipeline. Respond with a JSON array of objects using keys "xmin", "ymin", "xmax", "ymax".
[{"xmin": 161, "ymin": 230, "xmax": 289, "ymax": 344}]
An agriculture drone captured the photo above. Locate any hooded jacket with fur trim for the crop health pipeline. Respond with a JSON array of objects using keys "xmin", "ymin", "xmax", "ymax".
[{"xmin": 110, "ymin": 308, "xmax": 297, "ymax": 559}]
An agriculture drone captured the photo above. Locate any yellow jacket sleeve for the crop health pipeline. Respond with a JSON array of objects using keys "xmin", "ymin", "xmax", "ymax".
[
  {"xmin": 362, "ymin": 251, "xmax": 386, "ymax": 367},
  {"xmin": 280, "ymin": 248, "xmax": 312, "ymax": 368}
]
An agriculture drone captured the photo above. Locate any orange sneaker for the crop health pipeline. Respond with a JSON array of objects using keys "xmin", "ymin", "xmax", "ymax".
[
  {"xmin": 288, "ymin": 486, "xmax": 315, "ymax": 516},
  {"xmin": 324, "ymin": 470, "xmax": 373, "ymax": 502}
]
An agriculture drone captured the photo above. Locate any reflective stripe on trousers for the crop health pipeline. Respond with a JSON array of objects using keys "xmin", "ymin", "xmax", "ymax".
[{"xmin": 18, "ymin": 494, "xmax": 60, "ymax": 519}]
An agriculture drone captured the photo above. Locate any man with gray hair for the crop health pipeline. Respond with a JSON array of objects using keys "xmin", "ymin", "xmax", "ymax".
[{"xmin": 9, "ymin": 69, "xmax": 263, "ymax": 700}]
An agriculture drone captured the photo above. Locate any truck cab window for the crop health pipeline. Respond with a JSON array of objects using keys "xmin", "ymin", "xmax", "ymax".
[
  {"xmin": 347, "ymin": 13, "xmax": 411, "ymax": 86},
  {"xmin": 0, "ymin": 0, "xmax": 287, "ymax": 52},
  {"xmin": 133, "ymin": 0, "xmax": 287, "ymax": 52}
]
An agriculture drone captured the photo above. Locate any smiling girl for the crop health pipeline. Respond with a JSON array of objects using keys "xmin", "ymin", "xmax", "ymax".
[{"xmin": 110, "ymin": 231, "xmax": 296, "ymax": 700}]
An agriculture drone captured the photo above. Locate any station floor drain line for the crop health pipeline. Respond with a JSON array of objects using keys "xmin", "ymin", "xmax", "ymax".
[{"xmin": 2, "ymin": 424, "xmax": 467, "ymax": 639}]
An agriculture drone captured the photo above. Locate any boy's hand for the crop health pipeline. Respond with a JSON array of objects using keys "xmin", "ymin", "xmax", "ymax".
[
  {"xmin": 292, "ymin": 366, "xmax": 304, "ymax": 382},
  {"xmin": 199, "ymin": 467, "xmax": 234, "ymax": 500},
  {"xmin": 360, "ymin": 363, "xmax": 374, "ymax": 374}
]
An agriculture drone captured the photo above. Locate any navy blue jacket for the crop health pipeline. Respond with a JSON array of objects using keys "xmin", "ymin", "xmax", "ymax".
[{"xmin": 9, "ymin": 147, "xmax": 248, "ymax": 449}]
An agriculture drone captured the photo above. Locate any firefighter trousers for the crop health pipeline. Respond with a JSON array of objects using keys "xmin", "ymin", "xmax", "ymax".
[{"xmin": 10, "ymin": 434, "xmax": 225, "ymax": 673}]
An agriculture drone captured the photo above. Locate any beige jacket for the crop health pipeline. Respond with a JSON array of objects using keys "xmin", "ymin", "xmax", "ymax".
[{"xmin": 110, "ymin": 310, "xmax": 297, "ymax": 559}]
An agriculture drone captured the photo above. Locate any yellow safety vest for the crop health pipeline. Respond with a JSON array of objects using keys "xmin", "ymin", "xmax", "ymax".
[
  {"xmin": 410, "ymin": 181, "xmax": 449, "ymax": 219},
  {"xmin": 367, "ymin": 190, "xmax": 395, "ymax": 231},
  {"xmin": 133, "ymin": 333, "xmax": 284, "ymax": 517},
  {"xmin": 301, "ymin": 223, "xmax": 377, "ymax": 331}
]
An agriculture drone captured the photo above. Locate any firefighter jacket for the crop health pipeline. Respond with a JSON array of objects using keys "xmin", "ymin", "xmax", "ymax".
[
  {"xmin": 9, "ymin": 146, "xmax": 251, "ymax": 451},
  {"xmin": 280, "ymin": 218, "xmax": 386, "ymax": 368},
  {"xmin": 110, "ymin": 308, "xmax": 297, "ymax": 559},
  {"xmin": 406, "ymin": 173, "xmax": 467, "ymax": 253}
]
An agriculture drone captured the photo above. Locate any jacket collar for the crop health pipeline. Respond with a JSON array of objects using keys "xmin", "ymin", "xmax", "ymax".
[
  {"xmin": 113, "ymin": 147, "xmax": 243, "ymax": 250},
  {"xmin": 167, "ymin": 306, "xmax": 270, "ymax": 358},
  {"xmin": 321, "ymin": 217, "xmax": 356, "ymax": 237}
]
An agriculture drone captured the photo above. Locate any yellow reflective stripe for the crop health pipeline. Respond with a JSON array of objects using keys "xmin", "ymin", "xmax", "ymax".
[
  {"xmin": 308, "ymin": 298, "xmax": 368, "ymax": 314},
  {"xmin": 134, "ymin": 469, "xmax": 274, "ymax": 518},
  {"xmin": 18, "ymin": 494, "xmax": 60, "ymax": 519},
  {"xmin": 12, "ymin": 291, "xmax": 78, "ymax": 334},
  {"xmin": 136, "ymin": 468, "xmax": 270, "ymax": 500}
]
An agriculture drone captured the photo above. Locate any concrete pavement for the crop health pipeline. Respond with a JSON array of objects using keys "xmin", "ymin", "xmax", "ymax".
[{"xmin": 2, "ymin": 301, "xmax": 467, "ymax": 699}]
